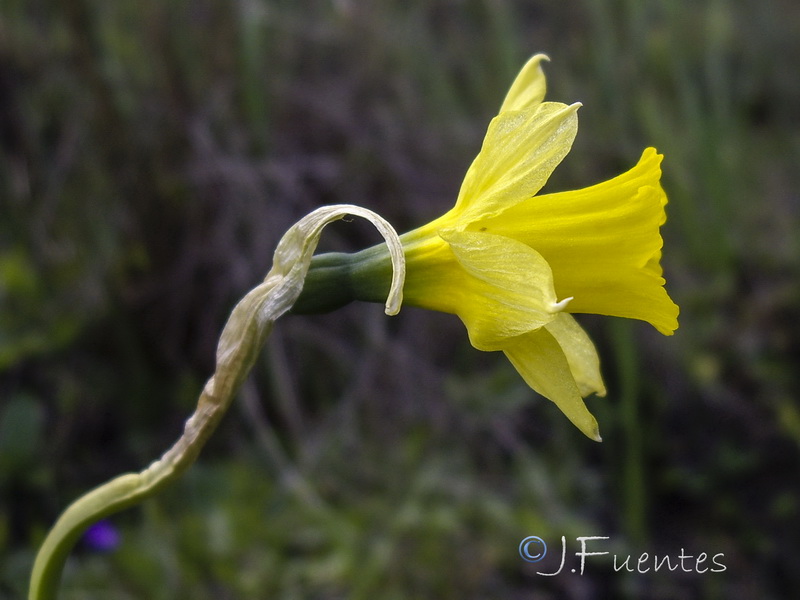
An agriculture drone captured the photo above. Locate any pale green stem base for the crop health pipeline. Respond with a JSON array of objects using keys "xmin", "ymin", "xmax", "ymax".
[{"xmin": 28, "ymin": 205, "xmax": 405, "ymax": 600}]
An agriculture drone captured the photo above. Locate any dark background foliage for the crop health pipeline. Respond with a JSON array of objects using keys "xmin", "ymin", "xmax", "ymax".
[{"xmin": 1, "ymin": 0, "xmax": 799, "ymax": 598}]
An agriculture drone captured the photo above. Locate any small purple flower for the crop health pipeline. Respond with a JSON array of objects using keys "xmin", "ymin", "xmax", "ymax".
[{"xmin": 82, "ymin": 520, "xmax": 121, "ymax": 553}]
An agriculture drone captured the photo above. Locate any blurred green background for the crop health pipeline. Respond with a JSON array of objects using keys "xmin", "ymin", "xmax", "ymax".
[{"xmin": 1, "ymin": 0, "xmax": 799, "ymax": 598}]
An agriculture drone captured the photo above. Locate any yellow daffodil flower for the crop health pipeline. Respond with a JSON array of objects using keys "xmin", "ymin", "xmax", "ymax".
[
  {"xmin": 294, "ymin": 54, "xmax": 679, "ymax": 441},
  {"xmin": 27, "ymin": 55, "xmax": 680, "ymax": 600}
]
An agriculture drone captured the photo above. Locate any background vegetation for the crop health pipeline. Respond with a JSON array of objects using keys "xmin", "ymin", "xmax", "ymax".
[{"xmin": 2, "ymin": 0, "xmax": 799, "ymax": 598}]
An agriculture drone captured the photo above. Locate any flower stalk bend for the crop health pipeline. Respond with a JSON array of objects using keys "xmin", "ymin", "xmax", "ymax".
[{"xmin": 28, "ymin": 205, "xmax": 405, "ymax": 600}]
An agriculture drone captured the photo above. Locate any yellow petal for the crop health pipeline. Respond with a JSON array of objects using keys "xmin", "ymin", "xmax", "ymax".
[
  {"xmin": 441, "ymin": 230, "xmax": 567, "ymax": 351},
  {"xmin": 451, "ymin": 102, "xmax": 580, "ymax": 223},
  {"xmin": 499, "ymin": 54, "xmax": 549, "ymax": 113},
  {"xmin": 503, "ymin": 327, "xmax": 602, "ymax": 441},
  {"xmin": 544, "ymin": 314, "xmax": 606, "ymax": 397},
  {"xmin": 474, "ymin": 148, "xmax": 679, "ymax": 335}
]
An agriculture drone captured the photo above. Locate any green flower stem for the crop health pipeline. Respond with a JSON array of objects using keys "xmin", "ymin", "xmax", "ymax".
[
  {"xmin": 29, "ymin": 205, "xmax": 405, "ymax": 600},
  {"xmin": 292, "ymin": 224, "xmax": 439, "ymax": 315},
  {"xmin": 291, "ymin": 245, "xmax": 394, "ymax": 315},
  {"xmin": 29, "ymin": 281, "xmax": 277, "ymax": 600}
]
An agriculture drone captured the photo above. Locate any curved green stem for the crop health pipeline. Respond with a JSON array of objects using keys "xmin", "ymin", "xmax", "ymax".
[{"xmin": 29, "ymin": 205, "xmax": 405, "ymax": 600}]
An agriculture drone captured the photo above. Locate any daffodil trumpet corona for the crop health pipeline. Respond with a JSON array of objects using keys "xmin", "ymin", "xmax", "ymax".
[{"xmin": 294, "ymin": 54, "xmax": 679, "ymax": 441}]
